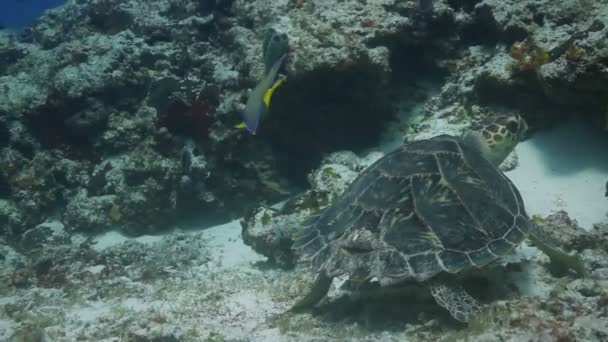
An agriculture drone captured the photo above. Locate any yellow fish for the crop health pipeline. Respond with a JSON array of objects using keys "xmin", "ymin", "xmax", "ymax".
[{"xmin": 236, "ymin": 53, "xmax": 287, "ymax": 134}]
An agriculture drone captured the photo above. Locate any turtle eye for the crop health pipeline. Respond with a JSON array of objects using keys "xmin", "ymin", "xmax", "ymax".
[{"xmin": 506, "ymin": 120, "xmax": 519, "ymax": 134}]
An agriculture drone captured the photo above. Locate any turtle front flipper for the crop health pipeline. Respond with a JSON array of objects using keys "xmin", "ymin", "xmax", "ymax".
[
  {"xmin": 290, "ymin": 272, "xmax": 333, "ymax": 313},
  {"xmin": 430, "ymin": 284, "xmax": 482, "ymax": 323},
  {"xmin": 528, "ymin": 224, "xmax": 588, "ymax": 277}
]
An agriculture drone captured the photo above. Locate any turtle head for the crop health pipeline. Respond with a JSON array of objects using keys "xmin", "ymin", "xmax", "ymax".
[{"xmin": 464, "ymin": 114, "xmax": 528, "ymax": 166}]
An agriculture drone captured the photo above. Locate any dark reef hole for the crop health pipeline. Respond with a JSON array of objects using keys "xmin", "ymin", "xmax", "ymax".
[
  {"xmin": 388, "ymin": 41, "xmax": 449, "ymax": 85},
  {"xmin": 88, "ymin": 5, "xmax": 133, "ymax": 35},
  {"xmin": 0, "ymin": 115, "xmax": 9, "ymax": 146},
  {"xmin": 260, "ymin": 37, "xmax": 452, "ymax": 187},
  {"xmin": 0, "ymin": 46, "xmax": 27, "ymax": 76},
  {"xmin": 0, "ymin": 173, "xmax": 10, "ymax": 199},
  {"xmin": 533, "ymin": 13, "xmax": 545, "ymax": 27},
  {"xmin": 26, "ymin": 98, "xmax": 97, "ymax": 160},
  {"xmin": 261, "ymin": 64, "xmax": 393, "ymax": 187},
  {"xmin": 461, "ymin": 5, "xmax": 500, "ymax": 46},
  {"xmin": 198, "ymin": 0, "xmax": 235, "ymax": 17}
]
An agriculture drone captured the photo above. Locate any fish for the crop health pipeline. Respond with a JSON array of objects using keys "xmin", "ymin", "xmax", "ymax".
[
  {"xmin": 180, "ymin": 140, "xmax": 194, "ymax": 174},
  {"xmin": 263, "ymin": 73, "xmax": 285, "ymax": 107},
  {"xmin": 236, "ymin": 53, "xmax": 287, "ymax": 135}
]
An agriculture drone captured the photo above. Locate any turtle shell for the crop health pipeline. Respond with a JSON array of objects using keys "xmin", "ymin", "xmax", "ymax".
[{"xmin": 293, "ymin": 135, "xmax": 530, "ymax": 285}]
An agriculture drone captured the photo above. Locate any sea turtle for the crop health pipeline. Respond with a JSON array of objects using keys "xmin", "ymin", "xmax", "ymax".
[{"xmin": 291, "ymin": 114, "xmax": 586, "ymax": 322}]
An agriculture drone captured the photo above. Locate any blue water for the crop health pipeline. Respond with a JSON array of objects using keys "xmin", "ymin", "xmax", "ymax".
[{"xmin": 0, "ymin": 0, "xmax": 65, "ymax": 29}]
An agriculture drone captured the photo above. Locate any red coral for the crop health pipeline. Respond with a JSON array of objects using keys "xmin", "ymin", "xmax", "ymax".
[
  {"xmin": 361, "ymin": 18, "xmax": 375, "ymax": 28},
  {"xmin": 157, "ymin": 98, "xmax": 213, "ymax": 142}
]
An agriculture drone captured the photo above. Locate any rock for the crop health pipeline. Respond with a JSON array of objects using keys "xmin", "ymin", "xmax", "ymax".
[
  {"xmin": 445, "ymin": 212, "xmax": 608, "ymax": 341},
  {"xmin": 0, "ymin": 238, "xmax": 26, "ymax": 277},
  {"xmin": 20, "ymin": 221, "xmax": 69, "ymax": 250},
  {"xmin": 537, "ymin": 211, "xmax": 607, "ymax": 252},
  {"xmin": 0, "ymin": 0, "xmax": 465, "ymax": 239},
  {"xmin": 241, "ymin": 203, "xmax": 310, "ymax": 268},
  {"xmin": 4, "ymin": 151, "xmax": 90, "ymax": 236},
  {"xmin": 1, "ymin": 0, "xmax": 608, "ymax": 339},
  {"xmin": 466, "ymin": 0, "xmax": 608, "ymax": 128},
  {"xmin": 125, "ymin": 324, "xmax": 183, "ymax": 342},
  {"xmin": 242, "ymin": 150, "xmax": 382, "ymax": 267},
  {"xmin": 63, "ymin": 193, "xmax": 117, "ymax": 233},
  {"xmin": 307, "ymin": 151, "xmax": 362, "ymax": 202},
  {"xmin": 0, "ymin": 199, "xmax": 24, "ymax": 237},
  {"xmin": 73, "ymin": 148, "xmax": 181, "ymax": 235},
  {"xmin": 0, "ymin": 72, "xmax": 47, "ymax": 117},
  {"xmin": 533, "ymin": 211, "xmax": 608, "ymax": 281}
]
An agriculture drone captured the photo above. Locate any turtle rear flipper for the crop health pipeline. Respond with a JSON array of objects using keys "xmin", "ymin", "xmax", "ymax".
[
  {"xmin": 430, "ymin": 284, "xmax": 482, "ymax": 323},
  {"xmin": 290, "ymin": 272, "xmax": 333, "ymax": 313},
  {"xmin": 528, "ymin": 225, "xmax": 588, "ymax": 277},
  {"xmin": 529, "ymin": 235, "xmax": 588, "ymax": 277}
]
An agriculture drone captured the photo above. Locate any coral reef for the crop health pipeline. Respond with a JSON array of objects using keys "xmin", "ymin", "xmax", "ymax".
[
  {"xmin": 456, "ymin": 0, "xmax": 608, "ymax": 128},
  {"xmin": 450, "ymin": 212, "xmax": 608, "ymax": 342},
  {"xmin": 2, "ymin": 211, "xmax": 607, "ymax": 341},
  {"xmin": 2, "ymin": 0, "xmax": 438, "ymax": 237},
  {"xmin": 1, "ymin": 0, "xmax": 608, "ymax": 339}
]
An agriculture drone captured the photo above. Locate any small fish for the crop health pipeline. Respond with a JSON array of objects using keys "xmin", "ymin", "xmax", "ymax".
[
  {"xmin": 263, "ymin": 75, "xmax": 285, "ymax": 108},
  {"xmin": 234, "ymin": 75, "xmax": 285, "ymax": 131},
  {"xmin": 180, "ymin": 140, "xmax": 194, "ymax": 174},
  {"xmin": 236, "ymin": 53, "xmax": 287, "ymax": 135}
]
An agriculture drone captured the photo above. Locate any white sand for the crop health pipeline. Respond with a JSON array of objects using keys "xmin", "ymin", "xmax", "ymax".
[
  {"xmin": 92, "ymin": 230, "xmax": 165, "ymax": 251},
  {"xmin": 506, "ymin": 120, "xmax": 608, "ymax": 230},
  {"xmin": 92, "ymin": 220, "xmax": 264, "ymax": 268},
  {"xmin": 202, "ymin": 219, "xmax": 266, "ymax": 269}
]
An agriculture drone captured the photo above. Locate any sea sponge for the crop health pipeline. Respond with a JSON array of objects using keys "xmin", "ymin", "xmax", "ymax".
[
  {"xmin": 565, "ymin": 45, "xmax": 583, "ymax": 62},
  {"xmin": 509, "ymin": 40, "xmax": 550, "ymax": 72}
]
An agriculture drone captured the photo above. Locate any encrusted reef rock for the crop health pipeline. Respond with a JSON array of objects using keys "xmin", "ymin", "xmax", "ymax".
[
  {"xmin": 63, "ymin": 147, "xmax": 180, "ymax": 235},
  {"xmin": 536, "ymin": 211, "xmax": 608, "ymax": 279},
  {"xmin": 0, "ymin": 0, "xmax": 605, "ymax": 258},
  {"xmin": 63, "ymin": 194, "xmax": 118, "ymax": 233},
  {"xmin": 0, "ymin": 200, "xmax": 24, "ymax": 237},
  {"xmin": 0, "ymin": 148, "xmax": 91, "ymax": 238},
  {"xmin": 2, "ymin": 0, "xmax": 454, "ymax": 237},
  {"xmin": 448, "ymin": 211, "xmax": 608, "ymax": 342},
  {"xmin": 537, "ymin": 211, "xmax": 607, "ymax": 252},
  {"xmin": 447, "ymin": 0, "xmax": 608, "ymax": 128},
  {"xmin": 20, "ymin": 221, "xmax": 70, "ymax": 250},
  {"xmin": 2, "ymin": 0, "xmax": 608, "ymax": 339},
  {"xmin": 241, "ymin": 150, "xmax": 382, "ymax": 267}
]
